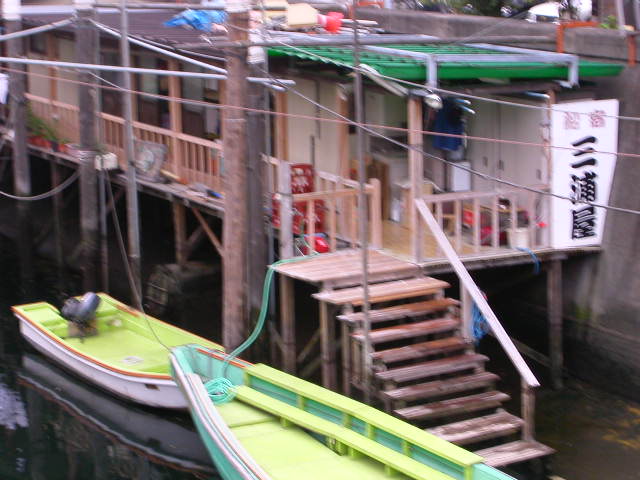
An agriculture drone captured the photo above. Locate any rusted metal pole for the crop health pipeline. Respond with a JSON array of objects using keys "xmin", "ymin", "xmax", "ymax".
[
  {"xmin": 221, "ymin": 0, "xmax": 250, "ymax": 350},
  {"xmin": 75, "ymin": 0, "xmax": 100, "ymax": 291}
]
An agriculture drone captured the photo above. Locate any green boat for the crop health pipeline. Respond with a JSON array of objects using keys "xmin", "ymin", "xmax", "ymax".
[{"xmin": 170, "ymin": 344, "xmax": 516, "ymax": 480}]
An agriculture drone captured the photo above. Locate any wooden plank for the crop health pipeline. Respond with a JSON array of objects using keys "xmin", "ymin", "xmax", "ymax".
[
  {"xmin": 383, "ymin": 372, "xmax": 499, "ymax": 403},
  {"xmin": 376, "ymin": 353, "xmax": 489, "ymax": 383},
  {"xmin": 352, "ymin": 318, "xmax": 460, "ymax": 344},
  {"xmin": 191, "ymin": 207, "xmax": 224, "ymax": 257},
  {"xmin": 313, "ymin": 277, "xmax": 450, "ymax": 306},
  {"xmin": 427, "ymin": 411, "xmax": 523, "ymax": 446},
  {"xmin": 278, "ymin": 161, "xmax": 293, "ymax": 260},
  {"xmin": 274, "ymin": 90, "xmax": 288, "ymax": 161},
  {"xmin": 370, "ymin": 178, "xmax": 383, "ymax": 248},
  {"xmin": 338, "ymin": 298, "xmax": 459, "ymax": 324},
  {"xmin": 372, "ymin": 337, "xmax": 470, "ymax": 364},
  {"xmin": 415, "ymin": 199, "xmax": 540, "ymax": 389},
  {"xmin": 474, "ymin": 441, "xmax": 554, "ymax": 468},
  {"xmin": 395, "ymin": 391, "xmax": 510, "ymax": 421}
]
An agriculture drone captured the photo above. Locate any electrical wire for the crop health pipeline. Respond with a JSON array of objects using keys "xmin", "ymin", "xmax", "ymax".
[
  {"xmin": 3, "ymin": 62, "xmax": 640, "ymax": 215},
  {"xmin": 104, "ymin": 169, "xmax": 170, "ymax": 351},
  {"xmin": 0, "ymin": 169, "xmax": 79, "ymax": 201},
  {"xmin": 257, "ymin": 66, "xmax": 640, "ymax": 217},
  {"xmin": 5, "ymin": 64, "xmax": 640, "ymax": 161}
]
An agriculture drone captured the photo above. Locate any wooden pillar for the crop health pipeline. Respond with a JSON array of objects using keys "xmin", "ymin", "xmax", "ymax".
[
  {"xmin": 76, "ymin": 2, "xmax": 100, "ymax": 291},
  {"xmin": 320, "ymin": 300, "xmax": 337, "ymax": 391},
  {"xmin": 547, "ymin": 258, "xmax": 564, "ymax": 389},
  {"xmin": 167, "ymin": 59, "xmax": 182, "ymax": 177},
  {"xmin": 521, "ymin": 380, "xmax": 535, "ymax": 441},
  {"xmin": 5, "ymin": 0, "xmax": 33, "ymax": 297},
  {"xmin": 274, "ymin": 90, "xmax": 288, "ymax": 160},
  {"xmin": 279, "ymin": 275, "xmax": 296, "ymax": 373},
  {"xmin": 337, "ymin": 85, "xmax": 350, "ymax": 178},
  {"xmin": 221, "ymin": 4, "xmax": 250, "ymax": 350},
  {"xmin": 172, "ymin": 201, "xmax": 187, "ymax": 266},
  {"xmin": 408, "ymin": 96, "xmax": 424, "ymax": 262}
]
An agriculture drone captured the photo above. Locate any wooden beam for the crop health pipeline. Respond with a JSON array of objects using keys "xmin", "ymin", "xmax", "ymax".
[
  {"xmin": 337, "ymin": 85, "xmax": 350, "ymax": 178},
  {"xmin": 274, "ymin": 90, "xmax": 288, "ymax": 161},
  {"xmin": 184, "ymin": 225, "xmax": 205, "ymax": 259},
  {"xmin": 167, "ymin": 58, "xmax": 183, "ymax": 177},
  {"xmin": 320, "ymin": 300, "xmax": 337, "ymax": 391},
  {"xmin": 280, "ymin": 275, "xmax": 296, "ymax": 373},
  {"xmin": 547, "ymin": 258, "xmax": 563, "ymax": 389},
  {"xmin": 173, "ymin": 201, "xmax": 187, "ymax": 266},
  {"xmin": 191, "ymin": 207, "xmax": 224, "ymax": 257},
  {"xmin": 408, "ymin": 96, "xmax": 423, "ymax": 262}
]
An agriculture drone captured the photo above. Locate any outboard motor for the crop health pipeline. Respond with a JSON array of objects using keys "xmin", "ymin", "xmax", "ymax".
[{"xmin": 61, "ymin": 292, "xmax": 101, "ymax": 334}]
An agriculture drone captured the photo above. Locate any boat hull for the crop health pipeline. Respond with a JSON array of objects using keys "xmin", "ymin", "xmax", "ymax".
[{"xmin": 18, "ymin": 314, "xmax": 187, "ymax": 409}]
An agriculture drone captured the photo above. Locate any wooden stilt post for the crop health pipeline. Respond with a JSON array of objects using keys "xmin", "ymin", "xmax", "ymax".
[
  {"xmin": 408, "ymin": 96, "xmax": 424, "ymax": 263},
  {"xmin": 221, "ymin": 0, "xmax": 250, "ymax": 350},
  {"xmin": 274, "ymin": 90, "xmax": 288, "ymax": 161},
  {"xmin": 320, "ymin": 300, "xmax": 337, "ymax": 391},
  {"xmin": 172, "ymin": 201, "xmax": 187, "ymax": 266},
  {"xmin": 547, "ymin": 258, "xmax": 564, "ymax": 389},
  {"xmin": 75, "ymin": 0, "xmax": 100, "ymax": 291},
  {"xmin": 5, "ymin": 0, "xmax": 33, "ymax": 296},
  {"xmin": 521, "ymin": 380, "xmax": 535, "ymax": 441}
]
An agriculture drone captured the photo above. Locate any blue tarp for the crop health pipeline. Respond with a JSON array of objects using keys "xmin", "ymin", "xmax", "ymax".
[{"xmin": 164, "ymin": 9, "xmax": 228, "ymax": 31}]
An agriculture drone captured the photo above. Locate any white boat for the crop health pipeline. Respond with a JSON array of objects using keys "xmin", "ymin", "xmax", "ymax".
[{"xmin": 13, "ymin": 293, "xmax": 223, "ymax": 409}]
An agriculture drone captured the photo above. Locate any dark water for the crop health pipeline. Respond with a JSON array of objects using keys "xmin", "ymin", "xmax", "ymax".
[{"xmin": 0, "ymin": 236, "xmax": 216, "ymax": 480}]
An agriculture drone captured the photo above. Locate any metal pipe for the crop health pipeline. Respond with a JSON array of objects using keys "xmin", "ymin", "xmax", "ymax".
[
  {"xmin": 119, "ymin": 1, "xmax": 143, "ymax": 301},
  {"xmin": 0, "ymin": 55, "xmax": 295, "ymax": 84},
  {"xmin": 0, "ymin": 18, "xmax": 75, "ymax": 42},
  {"xmin": 93, "ymin": 20, "xmax": 227, "ymax": 74},
  {"xmin": 175, "ymin": 34, "xmax": 554, "ymax": 49}
]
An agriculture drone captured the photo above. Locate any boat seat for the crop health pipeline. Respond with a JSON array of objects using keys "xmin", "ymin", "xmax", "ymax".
[
  {"xmin": 235, "ymin": 385, "xmax": 458, "ymax": 480},
  {"xmin": 244, "ymin": 363, "xmax": 481, "ymax": 475}
]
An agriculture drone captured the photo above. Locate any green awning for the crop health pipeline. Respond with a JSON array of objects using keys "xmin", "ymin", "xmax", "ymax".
[{"xmin": 267, "ymin": 44, "xmax": 623, "ymax": 82}]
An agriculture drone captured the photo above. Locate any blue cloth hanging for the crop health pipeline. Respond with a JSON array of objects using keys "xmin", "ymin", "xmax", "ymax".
[
  {"xmin": 164, "ymin": 10, "xmax": 228, "ymax": 31},
  {"xmin": 432, "ymin": 98, "xmax": 464, "ymax": 152}
]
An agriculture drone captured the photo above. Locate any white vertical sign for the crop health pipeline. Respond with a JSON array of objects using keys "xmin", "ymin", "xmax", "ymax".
[{"xmin": 550, "ymin": 99, "xmax": 619, "ymax": 248}]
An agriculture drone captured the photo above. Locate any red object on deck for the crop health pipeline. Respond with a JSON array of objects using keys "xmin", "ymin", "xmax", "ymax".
[{"xmin": 300, "ymin": 235, "xmax": 330, "ymax": 255}]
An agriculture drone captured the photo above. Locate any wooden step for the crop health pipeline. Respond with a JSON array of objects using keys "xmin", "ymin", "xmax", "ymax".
[
  {"xmin": 312, "ymin": 277, "xmax": 450, "ymax": 306},
  {"xmin": 395, "ymin": 391, "xmax": 510, "ymax": 421},
  {"xmin": 382, "ymin": 372, "xmax": 499, "ymax": 403},
  {"xmin": 427, "ymin": 411, "xmax": 523, "ymax": 446},
  {"xmin": 337, "ymin": 298, "xmax": 459, "ymax": 324},
  {"xmin": 376, "ymin": 353, "xmax": 488, "ymax": 383},
  {"xmin": 353, "ymin": 317, "xmax": 460, "ymax": 344},
  {"xmin": 474, "ymin": 441, "xmax": 555, "ymax": 467},
  {"xmin": 372, "ymin": 337, "xmax": 470, "ymax": 364}
]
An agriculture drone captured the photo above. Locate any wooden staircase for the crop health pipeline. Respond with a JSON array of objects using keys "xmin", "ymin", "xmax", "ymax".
[{"xmin": 315, "ymin": 273, "xmax": 554, "ymax": 469}]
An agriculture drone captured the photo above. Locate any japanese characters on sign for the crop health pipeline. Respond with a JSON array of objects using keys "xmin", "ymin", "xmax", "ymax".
[{"xmin": 550, "ymin": 100, "xmax": 619, "ymax": 248}]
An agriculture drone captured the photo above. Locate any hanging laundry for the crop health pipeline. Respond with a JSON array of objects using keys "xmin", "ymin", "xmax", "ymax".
[
  {"xmin": 164, "ymin": 9, "xmax": 228, "ymax": 32},
  {"xmin": 432, "ymin": 97, "xmax": 464, "ymax": 151}
]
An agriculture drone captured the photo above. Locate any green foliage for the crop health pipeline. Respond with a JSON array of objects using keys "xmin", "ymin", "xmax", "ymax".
[
  {"xmin": 27, "ymin": 108, "xmax": 67, "ymax": 143},
  {"xmin": 600, "ymin": 15, "xmax": 618, "ymax": 29}
]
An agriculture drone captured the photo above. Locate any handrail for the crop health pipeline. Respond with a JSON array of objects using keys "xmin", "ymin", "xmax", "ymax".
[{"xmin": 415, "ymin": 198, "xmax": 539, "ymax": 388}]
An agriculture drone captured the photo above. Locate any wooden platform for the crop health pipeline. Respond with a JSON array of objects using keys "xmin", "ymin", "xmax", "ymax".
[{"xmin": 273, "ymin": 249, "xmax": 420, "ymax": 286}]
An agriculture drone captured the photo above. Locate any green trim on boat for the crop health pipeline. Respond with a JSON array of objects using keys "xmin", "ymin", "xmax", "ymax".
[{"xmin": 245, "ymin": 363, "xmax": 482, "ymax": 470}]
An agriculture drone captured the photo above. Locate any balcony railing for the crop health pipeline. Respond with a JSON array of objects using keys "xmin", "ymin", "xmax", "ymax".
[{"xmin": 26, "ymin": 93, "xmax": 224, "ymax": 192}]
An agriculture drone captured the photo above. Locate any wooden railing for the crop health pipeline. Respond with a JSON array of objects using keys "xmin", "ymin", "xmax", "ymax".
[
  {"xmin": 26, "ymin": 93, "xmax": 223, "ymax": 192},
  {"xmin": 266, "ymin": 156, "xmax": 383, "ymax": 253},
  {"xmin": 421, "ymin": 187, "xmax": 549, "ymax": 258},
  {"xmin": 415, "ymin": 198, "xmax": 540, "ymax": 441}
]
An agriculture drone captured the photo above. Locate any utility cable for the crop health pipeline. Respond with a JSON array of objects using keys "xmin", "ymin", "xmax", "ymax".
[
  {"xmin": 104, "ymin": 169, "xmax": 170, "ymax": 351},
  {"xmin": 259, "ymin": 66, "xmax": 640, "ymax": 217},
  {"xmin": 0, "ymin": 170, "xmax": 79, "ymax": 201}
]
